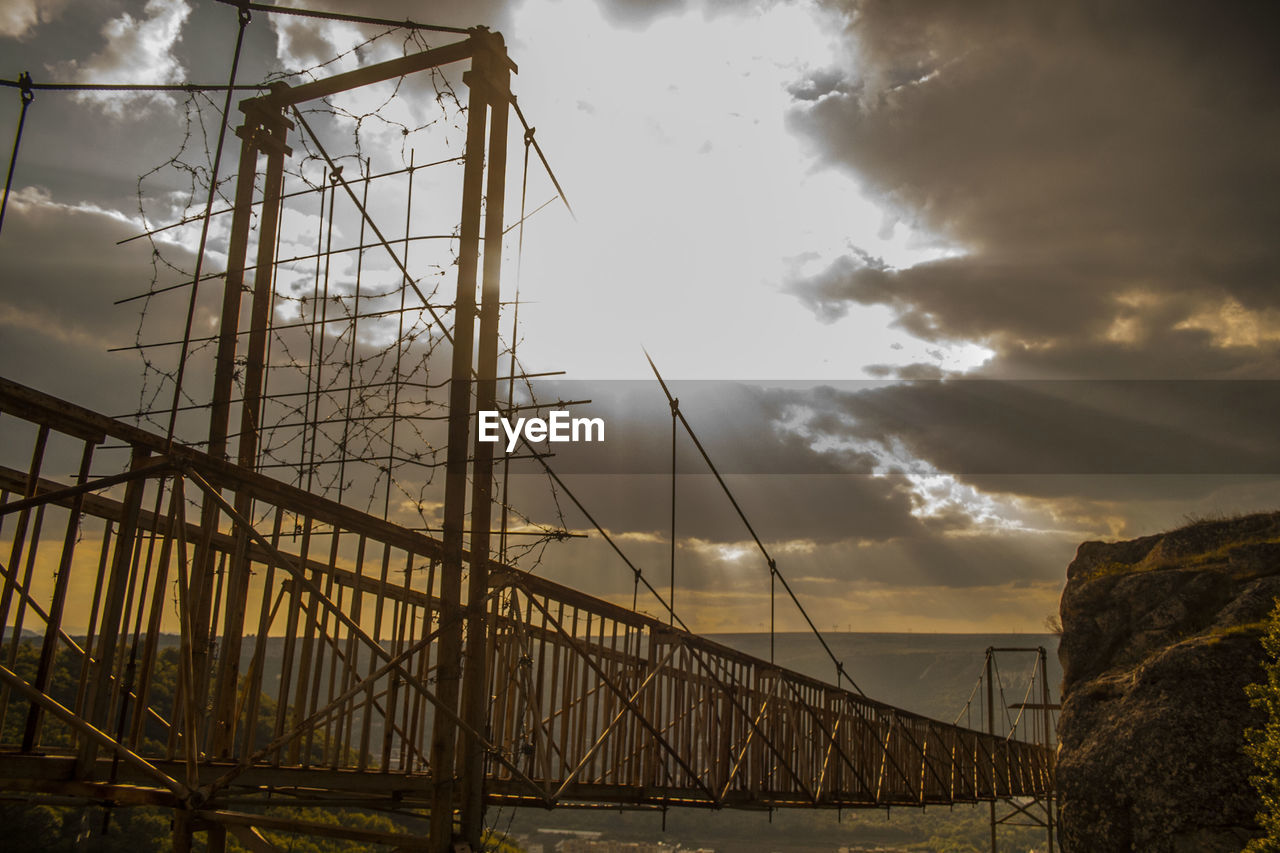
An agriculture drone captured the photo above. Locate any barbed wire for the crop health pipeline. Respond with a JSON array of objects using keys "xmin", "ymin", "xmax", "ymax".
[{"xmin": 124, "ymin": 18, "xmax": 570, "ymax": 566}]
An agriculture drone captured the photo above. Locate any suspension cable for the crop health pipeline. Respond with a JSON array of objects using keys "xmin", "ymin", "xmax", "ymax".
[
  {"xmin": 213, "ymin": 0, "xmax": 472, "ymax": 35},
  {"xmin": 510, "ymin": 98, "xmax": 574, "ymax": 221},
  {"xmin": 499, "ymin": 127, "xmax": 534, "ymax": 563},
  {"xmin": 295, "ymin": 95, "xmax": 671, "ymax": 624},
  {"xmin": 643, "ymin": 351, "xmax": 863, "ymax": 695},
  {"xmin": 526, "ymin": 447, "xmax": 690, "ymax": 633},
  {"xmin": 669, "ymin": 394, "xmax": 678, "ymax": 626},
  {"xmin": 953, "ymin": 661, "xmax": 987, "ymax": 727},
  {"xmin": 1005, "ymin": 655, "xmax": 1041, "ymax": 740},
  {"xmin": 0, "ymin": 78, "xmax": 267, "ymax": 93},
  {"xmin": 116, "ymin": 155, "xmax": 464, "ymax": 246},
  {"xmin": 0, "ymin": 72, "xmax": 34, "ymax": 237},
  {"xmin": 165, "ymin": 5, "xmax": 253, "ymax": 447},
  {"xmin": 992, "ymin": 656, "xmax": 1016, "ymax": 737}
]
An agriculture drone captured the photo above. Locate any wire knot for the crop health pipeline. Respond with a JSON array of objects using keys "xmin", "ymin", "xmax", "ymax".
[{"xmin": 17, "ymin": 71, "xmax": 34, "ymax": 105}]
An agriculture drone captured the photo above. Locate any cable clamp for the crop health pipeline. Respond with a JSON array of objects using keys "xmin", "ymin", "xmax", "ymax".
[{"xmin": 17, "ymin": 71, "xmax": 33, "ymax": 105}]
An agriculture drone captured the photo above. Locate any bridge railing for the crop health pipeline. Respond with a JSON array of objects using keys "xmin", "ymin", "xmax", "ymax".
[
  {"xmin": 484, "ymin": 568, "xmax": 1053, "ymax": 808},
  {"xmin": 0, "ymin": 376, "xmax": 449, "ymax": 797},
  {"xmin": 0, "ymin": 375, "xmax": 1052, "ymax": 813}
]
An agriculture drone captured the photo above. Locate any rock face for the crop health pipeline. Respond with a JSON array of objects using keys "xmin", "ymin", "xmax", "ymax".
[{"xmin": 1057, "ymin": 512, "xmax": 1280, "ymax": 852}]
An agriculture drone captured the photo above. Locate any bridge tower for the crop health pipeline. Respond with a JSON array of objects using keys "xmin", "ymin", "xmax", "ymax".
[
  {"xmin": 985, "ymin": 646, "xmax": 1059, "ymax": 852},
  {"xmin": 202, "ymin": 29, "xmax": 514, "ymax": 853}
]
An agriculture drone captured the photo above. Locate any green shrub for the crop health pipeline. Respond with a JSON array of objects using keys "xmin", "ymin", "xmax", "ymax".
[{"xmin": 1245, "ymin": 599, "xmax": 1280, "ymax": 851}]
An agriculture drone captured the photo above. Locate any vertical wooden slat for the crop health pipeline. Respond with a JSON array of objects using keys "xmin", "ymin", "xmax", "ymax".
[
  {"xmin": 320, "ymin": 531, "xmax": 345, "ymax": 767},
  {"xmin": 287, "ymin": 516, "xmax": 317, "ymax": 765},
  {"xmin": 273, "ymin": 520, "xmax": 305, "ymax": 767},
  {"xmin": 362, "ymin": 543, "xmax": 393, "ymax": 769},
  {"xmin": 302, "ymin": 527, "xmax": 342, "ymax": 765},
  {"xmin": 23, "ymin": 437, "xmax": 96, "ymax": 750},
  {"xmin": 76, "ymin": 445, "xmax": 150, "ymax": 777},
  {"xmin": 241, "ymin": 505, "xmax": 285, "ymax": 761},
  {"xmin": 390, "ymin": 550, "xmax": 413, "ymax": 771},
  {"xmin": 338, "ymin": 534, "xmax": 368, "ymax": 768},
  {"xmin": 0, "ymin": 425, "xmax": 49, "ymax": 669}
]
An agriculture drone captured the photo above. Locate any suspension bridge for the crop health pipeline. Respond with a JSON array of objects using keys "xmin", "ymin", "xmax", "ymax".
[{"xmin": 0, "ymin": 6, "xmax": 1055, "ymax": 852}]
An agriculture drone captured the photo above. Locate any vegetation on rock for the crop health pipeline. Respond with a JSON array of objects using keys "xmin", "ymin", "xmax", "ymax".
[
  {"xmin": 1245, "ymin": 599, "xmax": 1280, "ymax": 852},
  {"xmin": 1057, "ymin": 511, "xmax": 1280, "ymax": 852}
]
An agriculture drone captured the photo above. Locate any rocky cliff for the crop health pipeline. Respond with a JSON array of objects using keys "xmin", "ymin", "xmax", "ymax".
[{"xmin": 1057, "ymin": 512, "xmax": 1280, "ymax": 852}]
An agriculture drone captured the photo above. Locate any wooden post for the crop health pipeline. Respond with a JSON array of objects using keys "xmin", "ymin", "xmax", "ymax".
[
  {"xmin": 987, "ymin": 648, "xmax": 997, "ymax": 853},
  {"xmin": 173, "ymin": 809, "xmax": 194, "ymax": 853},
  {"xmin": 208, "ymin": 122, "xmax": 261, "ymax": 461},
  {"xmin": 211, "ymin": 106, "xmax": 292, "ymax": 759},
  {"xmin": 1041, "ymin": 646, "xmax": 1055, "ymax": 853},
  {"xmin": 191, "ymin": 112, "xmax": 265, "ymax": 759},
  {"xmin": 460, "ymin": 31, "xmax": 511, "ymax": 849},
  {"xmin": 429, "ymin": 32, "xmax": 490, "ymax": 853}
]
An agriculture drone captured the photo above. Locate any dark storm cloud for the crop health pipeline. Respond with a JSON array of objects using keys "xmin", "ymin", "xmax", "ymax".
[
  {"xmin": 780, "ymin": 380, "xmax": 1280, "ymax": 500},
  {"xmin": 500, "ymin": 380, "xmax": 924, "ymax": 544},
  {"xmin": 11, "ymin": 0, "xmax": 1272, "ymax": 619},
  {"xmin": 593, "ymin": 0, "xmax": 685, "ymax": 28},
  {"xmin": 0, "ymin": 193, "xmax": 194, "ymax": 413},
  {"xmin": 507, "ymin": 470, "xmax": 922, "ymax": 546},
  {"xmin": 0, "ymin": 1, "xmax": 72, "ymax": 40},
  {"xmin": 961, "ymin": 475, "xmax": 1280, "ymax": 507},
  {"xmin": 512, "ymin": 488, "xmax": 1078, "ymax": 599},
  {"xmin": 810, "ymin": 381, "xmax": 1280, "ymax": 474},
  {"xmin": 590, "ymin": 0, "xmax": 775, "ymax": 29},
  {"xmin": 536, "ymin": 380, "xmax": 876, "ymax": 475},
  {"xmin": 788, "ymin": 0, "xmax": 1280, "ymax": 378},
  {"xmin": 534, "ymin": 377, "xmax": 1280, "ymax": 476},
  {"xmin": 498, "ymin": 373, "xmax": 1280, "ymax": 560},
  {"xmin": 267, "ymin": 0, "xmax": 515, "ymax": 35}
]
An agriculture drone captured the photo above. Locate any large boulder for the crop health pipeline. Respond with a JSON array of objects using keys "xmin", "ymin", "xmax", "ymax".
[{"xmin": 1057, "ymin": 513, "xmax": 1280, "ymax": 851}]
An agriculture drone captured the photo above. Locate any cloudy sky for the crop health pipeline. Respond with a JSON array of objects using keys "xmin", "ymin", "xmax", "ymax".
[{"xmin": 1, "ymin": 0, "xmax": 1278, "ymax": 634}]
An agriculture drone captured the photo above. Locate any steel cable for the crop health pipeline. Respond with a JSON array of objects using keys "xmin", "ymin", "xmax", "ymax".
[
  {"xmin": 643, "ymin": 351, "xmax": 864, "ymax": 695},
  {"xmin": 166, "ymin": 5, "xmax": 253, "ymax": 446},
  {"xmin": 0, "ymin": 72, "xmax": 34, "ymax": 237}
]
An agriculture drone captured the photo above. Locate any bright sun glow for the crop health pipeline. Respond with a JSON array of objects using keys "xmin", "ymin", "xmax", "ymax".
[{"xmin": 505, "ymin": 0, "xmax": 981, "ymax": 379}]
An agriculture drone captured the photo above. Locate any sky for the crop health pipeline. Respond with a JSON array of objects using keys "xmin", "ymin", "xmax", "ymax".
[{"xmin": 1, "ymin": 0, "xmax": 1278, "ymax": 635}]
